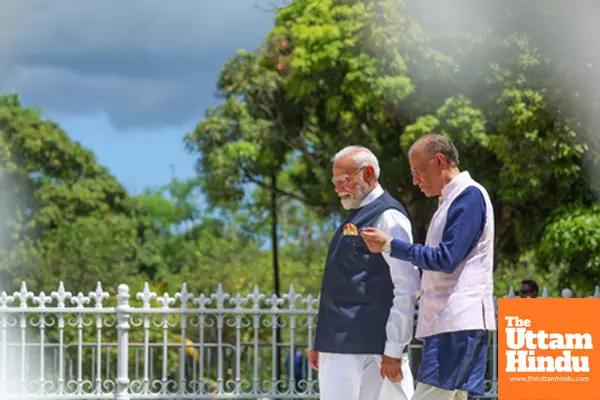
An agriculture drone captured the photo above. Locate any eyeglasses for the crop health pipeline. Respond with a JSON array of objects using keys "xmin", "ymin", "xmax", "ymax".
[
  {"xmin": 331, "ymin": 167, "xmax": 365, "ymax": 186},
  {"xmin": 410, "ymin": 157, "xmax": 436, "ymax": 177}
]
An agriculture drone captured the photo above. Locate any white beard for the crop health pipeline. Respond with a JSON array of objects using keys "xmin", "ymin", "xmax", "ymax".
[
  {"xmin": 341, "ymin": 197, "xmax": 361, "ymax": 210},
  {"xmin": 339, "ymin": 183, "xmax": 370, "ymax": 210}
]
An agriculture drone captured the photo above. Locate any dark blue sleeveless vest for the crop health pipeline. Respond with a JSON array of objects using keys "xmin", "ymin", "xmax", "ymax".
[{"xmin": 314, "ymin": 188, "xmax": 410, "ymax": 354}]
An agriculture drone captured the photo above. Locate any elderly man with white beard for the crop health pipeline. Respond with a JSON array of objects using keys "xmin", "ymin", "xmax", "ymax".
[{"xmin": 309, "ymin": 145, "xmax": 420, "ymax": 400}]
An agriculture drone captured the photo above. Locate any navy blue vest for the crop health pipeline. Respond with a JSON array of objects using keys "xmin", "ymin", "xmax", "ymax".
[{"xmin": 314, "ymin": 189, "xmax": 410, "ymax": 354}]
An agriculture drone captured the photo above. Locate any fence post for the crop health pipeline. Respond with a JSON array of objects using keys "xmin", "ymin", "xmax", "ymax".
[{"xmin": 116, "ymin": 284, "xmax": 131, "ymax": 400}]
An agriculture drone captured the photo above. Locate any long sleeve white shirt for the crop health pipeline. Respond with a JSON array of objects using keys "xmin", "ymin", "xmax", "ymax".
[{"xmin": 359, "ymin": 185, "xmax": 421, "ymax": 357}]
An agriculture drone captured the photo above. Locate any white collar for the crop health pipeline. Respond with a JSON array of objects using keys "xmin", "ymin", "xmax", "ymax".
[
  {"xmin": 359, "ymin": 184, "xmax": 384, "ymax": 208},
  {"xmin": 440, "ymin": 171, "xmax": 471, "ymax": 204}
]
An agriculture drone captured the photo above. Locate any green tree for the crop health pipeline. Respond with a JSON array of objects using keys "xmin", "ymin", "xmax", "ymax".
[
  {"xmin": 189, "ymin": 0, "xmax": 600, "ymax": 295},
  {"xmin": 403, "ymin": 1, "xmax": 600, "ymax": 293},
  {"xmin": 0, "ymin": 94, "xmax": 153, "ymax": 293},
  {"xmin": 262, "ymin": 0, "xmax": 457, "ymax": 239}
]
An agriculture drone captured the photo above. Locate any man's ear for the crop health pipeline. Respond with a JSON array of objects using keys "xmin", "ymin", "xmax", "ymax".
[
  {"xmin": 364, "ymin": 165, "xmax": 376, "ymax": 183},
  {"xmin": 435, "ymin": 153, "xmax": 447, "ymax": 169}
]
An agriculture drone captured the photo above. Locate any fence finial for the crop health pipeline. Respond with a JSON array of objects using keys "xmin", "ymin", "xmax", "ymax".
[
  {"xmin": 505, "ymin": 286, "xmax": 516, "ymax": 298},
  {"xmin": 561, "ymin": 288, "xmax": 573, "ymax": 298}
]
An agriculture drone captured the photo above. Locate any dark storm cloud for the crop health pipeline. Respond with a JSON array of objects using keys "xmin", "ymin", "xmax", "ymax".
[{"xmin": 0, "ymin": 0, "xmax": 275, "ymax": 131}]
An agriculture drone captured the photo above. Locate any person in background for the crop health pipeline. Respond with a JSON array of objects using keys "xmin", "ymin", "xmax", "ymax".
[
  {"xmin": 519, "ymin": 279, "xmax": 538, "ymax": 298},
  {"xmin": 361, "ymin": 133, "xmax": 495, "ymax": 400},
  {"xmin": 285, "ymin": 349, "xmax": 308, "ymax": 396}
]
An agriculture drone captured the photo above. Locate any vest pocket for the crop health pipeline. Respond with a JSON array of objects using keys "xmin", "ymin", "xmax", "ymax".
[{"xmin": 342, "ymin": 235, "xmax": 371, "ymax": 254}]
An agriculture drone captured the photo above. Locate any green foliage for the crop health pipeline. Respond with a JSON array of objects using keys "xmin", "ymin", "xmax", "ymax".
[
  {"xmin": 493, "ymin": 250, "xmax": 568, "ymax": 298},
  {"xmin": 0, "ymin": 94, "xmax": 147, "ymax": 292},
  {"xmin": 539, "ymin": 204, "xmax": 600, "ymax": 291},
  {"xmin": 264, "ymin": 0, "xmax": 451, "ymax": 213},
  {"xmin": 185, "ymin": 49, "xmax": 293, "ymax": 211},
  {"xmin": 186, "ymin": 0, "xmax": 600, "ymax": 295}
]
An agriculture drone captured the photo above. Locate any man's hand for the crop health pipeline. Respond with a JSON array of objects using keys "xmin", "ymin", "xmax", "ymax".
[
  {"xmin": 380, "ymin": 354, "xmax": 403, "ymax": 383},
  {"xmin": 308, "ymin": 349, "xmax": 319, "ymax": 370},
  {"xmin": 360, "ymin": 227, "xmax": 391, "ymax": 253}
]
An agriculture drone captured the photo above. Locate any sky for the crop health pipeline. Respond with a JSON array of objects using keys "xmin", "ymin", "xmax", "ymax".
[
  {"xmin": 2, "ymin": 0, "xmax": 599, "ymax": 196},
  {"xmin": 0, "ymin": 0, "xmax": 277, "ymax": 194}
]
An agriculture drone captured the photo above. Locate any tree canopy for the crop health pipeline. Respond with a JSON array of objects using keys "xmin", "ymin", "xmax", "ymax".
[
  {"xmin": 186, "ymin": 0, "xmax": 599, "ymax": 295},
  {"xmin": 0, "ymin": 0, "xmax": 598, "ymax": 298}
]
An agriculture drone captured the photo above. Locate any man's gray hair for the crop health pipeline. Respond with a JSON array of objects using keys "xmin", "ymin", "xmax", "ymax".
[
  {"xmin": 408, "ymin": 133, "xmax": 459, "ymax": 166},
  {"xmin": 332, "ymin": 145, "xmax": 381, "ymax": 179}
]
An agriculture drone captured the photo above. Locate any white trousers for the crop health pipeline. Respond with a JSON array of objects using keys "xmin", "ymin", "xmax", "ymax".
[
  {"xmin": 412, "ymin": 382, "xmax": 468, "ymax": 400},
  {"xmin": 318, "ymin": 352, "xmax": 414, "ymax": 400}
]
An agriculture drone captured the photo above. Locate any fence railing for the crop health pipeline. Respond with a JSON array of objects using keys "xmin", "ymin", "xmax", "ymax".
[{"xmin": 0, "ymin": 281, "xmax": 598, "ymax": 400}]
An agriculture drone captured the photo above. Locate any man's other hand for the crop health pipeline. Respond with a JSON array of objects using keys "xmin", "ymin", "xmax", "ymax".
[
  {"xmin": 360, "ymin": 227, "xmax": 390, "ymax": 253},
  {"xmin": 308, "ymin": 349, "xmax": 319, "ymax": 370},
  {"xmin": 380, "ymin": 354, "xmax": 403, "ymax": 383}
]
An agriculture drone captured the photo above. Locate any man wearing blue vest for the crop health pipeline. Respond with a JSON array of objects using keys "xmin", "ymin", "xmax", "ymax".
[
  {"xmin": 361, "ymin": 134, "xmax": 496, "ymax": 400},
  {"xmin": 310, "ymin": 145, "xmax": 421, "ymax": 400}
]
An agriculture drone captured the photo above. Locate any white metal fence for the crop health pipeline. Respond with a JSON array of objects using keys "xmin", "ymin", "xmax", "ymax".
[{"xmin": 0, "ymin": 281, "xmax": 598, "ymax": 400}]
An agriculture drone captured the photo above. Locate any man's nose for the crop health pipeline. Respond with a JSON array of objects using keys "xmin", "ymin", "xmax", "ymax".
[
  {"xmin": 334, "ymin": 180, "xmax": 347, "ymax": 192},
  {"xmin": 412, "ymin": 174, "xmax": 420, "ymax": 185}
]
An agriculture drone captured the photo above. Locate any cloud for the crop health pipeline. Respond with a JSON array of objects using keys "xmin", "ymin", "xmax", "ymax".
[{"xmin": 0, "ymin": 0, "xmax": 275, "ymax": 131}]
